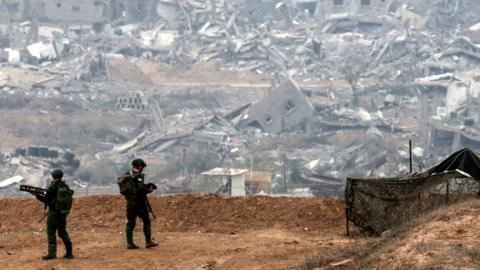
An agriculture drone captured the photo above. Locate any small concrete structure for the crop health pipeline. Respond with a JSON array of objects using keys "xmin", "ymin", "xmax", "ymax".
[{"xmin": 201, "ymin": 168, "xmax": 249, "ymax": 196}]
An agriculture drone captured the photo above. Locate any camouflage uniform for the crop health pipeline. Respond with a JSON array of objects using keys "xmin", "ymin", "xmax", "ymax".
[
  {"xmin": 36, "ymin": 180, "xmax": 73, "ymax": 259},
  {"xmin": 123, "ymin": 172, "xmax": 152, "ymax": 247}
]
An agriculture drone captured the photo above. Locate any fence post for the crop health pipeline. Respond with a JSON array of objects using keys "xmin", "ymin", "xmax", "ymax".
[
  {"xmin": 346, "ymin": 213, "xmax": 349, "ymax": 237},
  {"xmin": 417, "ymin": 193, "xmax": 421, "ymax": 214},
  {"xmin": 445, "ymin": 179, "xmax": 450, "ymax": 205}
]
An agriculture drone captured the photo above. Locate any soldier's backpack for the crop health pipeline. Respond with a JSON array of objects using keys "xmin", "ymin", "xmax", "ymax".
[
  {"xmin": 117, "ymin": 172, "xmax": 138, "ymax": 197},
  {"xmin": 55, "ymin": 183, "xmax": 74, "ymax": 215}
]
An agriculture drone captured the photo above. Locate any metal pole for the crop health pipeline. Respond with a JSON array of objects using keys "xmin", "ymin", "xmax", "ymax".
[
  {"xmin": 182, "ymin": 148, "xmax": 186, "ymax": 177},
  {"xmin": 446, "ymin": 179, "xmax": 450, "ymax": 205},
  {"xmin": 283, "ymin": 154, "xmax": 287, "ymax": 193},
  {"xmin": 346, "ymin": 211, "xmax": 349, "ymax": 237},
  {"xmin": 409, "ymin": 140, "xmax": 413, "ymax": 173}
]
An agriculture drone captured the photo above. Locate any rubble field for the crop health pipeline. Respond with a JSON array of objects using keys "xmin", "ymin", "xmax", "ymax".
[{"xmin": 0, "ymin": 194, "xmax": 356, "ymax": 270}]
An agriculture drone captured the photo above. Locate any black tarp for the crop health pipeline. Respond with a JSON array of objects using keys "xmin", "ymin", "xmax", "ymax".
[{"xmin": 425, "ymin": 148, "xmax": 480, "ymax": 181}]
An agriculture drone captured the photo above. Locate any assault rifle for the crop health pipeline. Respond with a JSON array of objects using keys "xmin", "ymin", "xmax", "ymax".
[
  {"xmin": 20, "ymin": 185, "xmax": 49, "ymax": 222},
  {"xmin": 146, "ymin": 183, "xmax": 157, "ymax": 219},
  {"xmin": 20, "ymin": 185, "xmax": 47, "ymax": 195}
]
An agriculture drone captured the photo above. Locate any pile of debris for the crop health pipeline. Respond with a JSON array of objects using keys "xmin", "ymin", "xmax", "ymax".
[{"xmin": 0, "ymin": 146, "xmax": 81, "ymax": 196}]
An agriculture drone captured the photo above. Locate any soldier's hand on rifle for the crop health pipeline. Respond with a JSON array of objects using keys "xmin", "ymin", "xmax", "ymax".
[{"xmin": 146, "ymin": 183, "xmax": 157, "ymax": 193}]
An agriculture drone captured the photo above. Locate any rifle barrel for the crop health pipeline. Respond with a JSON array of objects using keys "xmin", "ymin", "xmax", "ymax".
[{"xmin": 20, "ymin": 185, "xmax": 47, "ymax": 195}]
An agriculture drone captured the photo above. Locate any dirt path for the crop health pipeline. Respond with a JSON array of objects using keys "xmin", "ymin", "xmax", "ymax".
[{"xmin": 0, "ymin": 228, "xmax": 353, "ymax": 270}]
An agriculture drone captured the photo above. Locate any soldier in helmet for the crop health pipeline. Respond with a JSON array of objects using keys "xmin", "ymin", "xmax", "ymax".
[
  {"xmin": 31, "ymin": 169, "xmax": 74, "ymax": 260},
  {"xmin": 119, "ymin": 159, "xmax": 158, "ymax": 249}
]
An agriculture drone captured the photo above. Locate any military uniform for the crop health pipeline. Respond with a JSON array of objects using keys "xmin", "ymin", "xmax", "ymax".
[
  {"xmin": 123, "ymin": 171, "xmax": 153, "ymax": 248},
  {"xmin": 36, "ymin": 180, "xmax": 73, "ymax": 259}
]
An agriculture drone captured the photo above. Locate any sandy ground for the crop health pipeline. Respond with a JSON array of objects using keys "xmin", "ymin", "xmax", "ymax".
[
  {"xmin": 0, "ymin": 194, "xmax": 353, "ymax": 270},
  {"xmin": 0, "ymin": 228, "xmax": 353, "ymax": 270}
]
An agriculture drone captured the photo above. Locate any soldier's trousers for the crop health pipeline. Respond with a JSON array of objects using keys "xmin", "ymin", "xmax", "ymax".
[
  {"xmin": 126, "ymin": 202, "xmax": 151, "ymax": 245},
  {"xmin": 47, "ymin": 212, "xmax": 72, "ymax": 256}
]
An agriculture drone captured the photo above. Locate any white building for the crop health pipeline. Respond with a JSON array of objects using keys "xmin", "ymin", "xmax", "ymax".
[{"xmin": 201, "ymin": 168, "xmax": 249, "ymax": 196}]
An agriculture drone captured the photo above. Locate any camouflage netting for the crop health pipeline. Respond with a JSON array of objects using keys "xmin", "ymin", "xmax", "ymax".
[
  {"xmin": 346, "ymin": 149, "xmax": 480, "ymax": 234},
  {"xmin": 345, "ymin": 171, "xmax": 477, "ymax": 234}
]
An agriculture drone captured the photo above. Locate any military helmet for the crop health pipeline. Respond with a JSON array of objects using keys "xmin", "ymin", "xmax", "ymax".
[
  {"xmin": 51, "ymin": 169, "xmax": 64, "ymax": 179},
  {"xmin": 131, "ymin": 158, "xmax": 147, "ymax": 168}
]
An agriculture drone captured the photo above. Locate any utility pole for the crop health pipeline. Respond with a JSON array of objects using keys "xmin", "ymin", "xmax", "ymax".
[
  {"xmin": 182, "ymin": 148, "xmax": 186, "ymax": 177},
  {"xmin": 409, "ymin": 140, "xmax": 413, "ymax": 174},
  {"xmin": 283, "ymin": 154, "xmax": 287, "ymax": 193}
]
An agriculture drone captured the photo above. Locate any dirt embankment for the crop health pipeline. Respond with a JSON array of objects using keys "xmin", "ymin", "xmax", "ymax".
[
  {"xmin": 361, "ymin": 199, "xmax": 480, "ymax": 269},
  {"xmin": 0, "ymin": 194, "xmax": 344, "ymax": 234}
]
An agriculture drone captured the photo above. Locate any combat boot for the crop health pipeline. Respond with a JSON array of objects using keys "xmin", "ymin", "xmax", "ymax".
[
  {"xmin": 127, "ymin": 243, "xmax": 140, "ymax": 249},
  {"xmin": 42, "ymin": 254, "xmax": 56, "ymax": 260},
  {"xmin": 146, "ymin": 240, "xmax": 159, "ymax": 248},
  {"xmin": 63, "ymin": 252, "xmax": 74, "ymax": 259},
  {"xmin": 63, "ymin": 240, "xmax": 74, "ymax": 259}
]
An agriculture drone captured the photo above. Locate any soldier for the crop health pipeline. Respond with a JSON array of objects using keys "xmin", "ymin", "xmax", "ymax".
[
  {"xmin": 31, "ymin": 169, "xmax": 74, "ymax": 260},
  {"xmin": 118, "ymin": 159, "xmax": 158, "ymax": 249}
]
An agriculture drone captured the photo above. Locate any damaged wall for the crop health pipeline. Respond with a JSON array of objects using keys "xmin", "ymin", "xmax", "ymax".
[
  {"xmin": 315, "ymin": 0, "xmax": 392, "ymax": 18},
  {"xmin": 111, "ymin": 0, "xmax": 150, "ymax": 23},
  {"xmin": 42, "ymin": 0, "xmax": 108, "ymax": 24}
]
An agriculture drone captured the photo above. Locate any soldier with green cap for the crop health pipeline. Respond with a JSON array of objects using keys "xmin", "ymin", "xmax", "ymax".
[
  {"xmin": 118, "ymin": 158, "xmax": 158, "ymax": 249},
  {"xmin": 31, "ymin": 169, "xmax": 74, "ymax": 260}
]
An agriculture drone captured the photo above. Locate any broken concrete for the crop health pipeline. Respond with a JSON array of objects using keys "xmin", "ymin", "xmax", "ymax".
[{"xmin": 239, "ymin": 79, "xmax": 314, "ymax": 134}]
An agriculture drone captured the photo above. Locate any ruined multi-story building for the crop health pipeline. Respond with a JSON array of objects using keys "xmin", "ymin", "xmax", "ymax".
[
  {"xmin": 315, "ymin": 0, "xmax": 393, "ymax": 18},
  {"xmin": 0, "ymin": 0, "xmax": 150, "ymax": 25}
]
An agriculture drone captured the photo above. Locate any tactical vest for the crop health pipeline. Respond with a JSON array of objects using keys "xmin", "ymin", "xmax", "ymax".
[{"xmin": 117, "ymin": 172, "xmax": 144, "ymax": 199}]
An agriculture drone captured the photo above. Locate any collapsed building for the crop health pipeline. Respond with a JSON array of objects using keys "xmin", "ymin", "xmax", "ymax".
[{"xmin": 238, "ymin": 80, "xmax": 314, "ymax": 134}]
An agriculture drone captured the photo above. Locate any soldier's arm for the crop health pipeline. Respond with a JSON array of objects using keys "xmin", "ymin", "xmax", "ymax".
[
  {"xmin": 138, "ymin": 182, "xmax": 150, "ymax": 194},
  {"xmin": 37, "ymin": 183, "xmax": 57, "ymax": 204}
]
